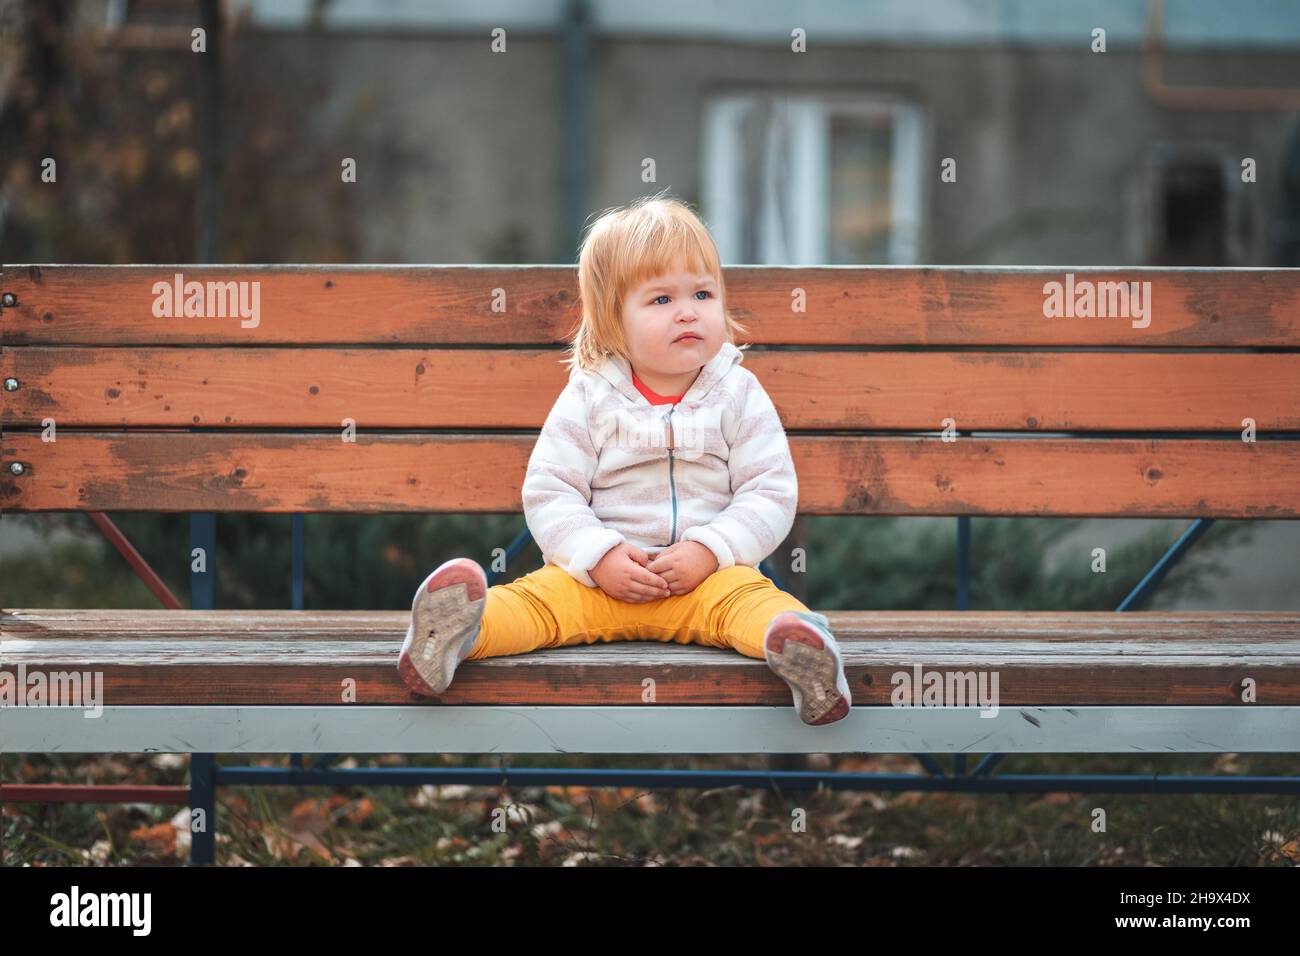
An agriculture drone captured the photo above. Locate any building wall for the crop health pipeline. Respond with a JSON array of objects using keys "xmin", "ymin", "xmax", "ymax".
[{"xmin": 236, "ymin": 30, "xmax": 1298, "ymax": 265}]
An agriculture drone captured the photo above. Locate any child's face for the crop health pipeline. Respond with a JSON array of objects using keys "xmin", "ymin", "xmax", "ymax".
[{"xmin": 621, "ymin": 264, "xmax": 725, "ymax": 379}]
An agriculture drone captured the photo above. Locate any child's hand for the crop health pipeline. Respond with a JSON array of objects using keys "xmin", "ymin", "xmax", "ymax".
[
  {"xmin": 647, "ymin": 541, "xmax": 719, "ymax": 596},
  {"xmin": 590, "ymin": 543, "xmax": 671, "ymax": 603}
]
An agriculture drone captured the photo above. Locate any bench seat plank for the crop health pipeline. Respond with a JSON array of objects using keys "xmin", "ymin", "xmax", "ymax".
[{"xmin": 4, "ymin": 609, "xmax": 1298, "ymax": 706}]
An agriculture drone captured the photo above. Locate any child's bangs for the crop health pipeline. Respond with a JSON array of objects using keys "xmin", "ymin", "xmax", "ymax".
[{"xmin": 621, "ymin": 216, "xmax": 722, "ymax": 294}]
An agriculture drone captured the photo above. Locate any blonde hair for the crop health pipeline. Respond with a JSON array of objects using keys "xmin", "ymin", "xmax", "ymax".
[{"xmin": 565, "ymin": 191, "xmax": 748, "ymax": 375}]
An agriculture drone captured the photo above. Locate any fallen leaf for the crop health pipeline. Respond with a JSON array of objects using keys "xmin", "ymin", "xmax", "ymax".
[
  {"xmin": 343, "ymin": 797, "xmax": 376, "ymax": 825},
  {"xmin": 129, "ymin": 822, "xmax": 178, "ymax": 858}
]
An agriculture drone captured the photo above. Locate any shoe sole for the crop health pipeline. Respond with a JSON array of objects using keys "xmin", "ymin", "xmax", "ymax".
[
  {"xmin": 398, "ymin": 558, "xmax": 487, "ymax": 697},
  {"xmin": 764, "ymin": 612, "xmax": 852, "ymax": 726}
]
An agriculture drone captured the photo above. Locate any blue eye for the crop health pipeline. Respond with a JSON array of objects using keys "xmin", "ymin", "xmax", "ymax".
[{"xmin": 652, "ymin": 291, "xmax": 711, "ymax": 305}]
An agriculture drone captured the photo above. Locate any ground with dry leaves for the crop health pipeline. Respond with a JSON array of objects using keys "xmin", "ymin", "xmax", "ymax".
[{"xmin": 3, "ymin": 751, "xmax": 1297, "ymax": 867}]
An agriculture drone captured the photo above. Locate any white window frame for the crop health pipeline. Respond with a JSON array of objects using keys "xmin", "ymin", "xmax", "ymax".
[{"xmin": 703, "ymin": 90, "xmax": 923, "ymax": 265}]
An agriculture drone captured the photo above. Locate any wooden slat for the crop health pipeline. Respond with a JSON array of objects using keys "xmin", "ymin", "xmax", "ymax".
[
  {"xmin": 12, "ymin": 607, "xmax": 1298, "ymax": 637},
  {"xmin": 6, "ymin": 347, "xmax": 1300, "ymax": 431},
  {"xmin": 4, "ymin": 265, "xmax": 1298, "ymax": 346},
  {"xmin": 3, "ymin": 432, "xmax": 1297, "ymax": 516},
  {"xmin": 3, "ymin": 609, "xmax": 1297, "ymax": 706}
]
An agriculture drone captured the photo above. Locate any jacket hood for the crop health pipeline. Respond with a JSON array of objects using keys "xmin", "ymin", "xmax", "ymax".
[{"xmin": 593, "ymin": 341, "xmax": 745, "ymax": 406}]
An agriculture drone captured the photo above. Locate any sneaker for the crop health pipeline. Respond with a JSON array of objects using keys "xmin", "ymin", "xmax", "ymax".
[
  {"xmin": 763, "ymin": 610, "xmax": 852, "ymax": 726},
  {"xmin": 398, "ymin": 558, "xmax": 488, "ymax": 697}
]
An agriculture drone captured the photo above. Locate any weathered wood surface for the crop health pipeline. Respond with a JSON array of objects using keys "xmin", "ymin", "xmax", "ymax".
[
  {"xmin": 5, "ymin": 265, "xmax": 1298, "ymax": 345},
  {"xmin": 5, "ymin": 432, "xmax": 1297, "ymax": 515},
  {"xmin": 4, "ymin": 608, "xmax": 1298, "ymax": 706},
  {"xmin": 6, "ymin": 348, "xmax": 1298, "ymax": 430}
]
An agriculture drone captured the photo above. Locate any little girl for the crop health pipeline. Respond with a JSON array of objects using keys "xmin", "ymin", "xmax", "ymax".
[{"xmin": 397, "ymin": 194, "xmax": 852, "ymax": 725}]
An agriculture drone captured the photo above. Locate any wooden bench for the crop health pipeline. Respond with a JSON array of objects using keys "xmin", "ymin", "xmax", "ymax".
[{"xmin": 3, "ymin": 264, "xmax": 1300, "ymax": 865}]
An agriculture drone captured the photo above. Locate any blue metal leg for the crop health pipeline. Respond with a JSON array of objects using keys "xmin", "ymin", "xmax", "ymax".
[
  {"xmin": 759, "ymin": 558, "xmax": 790, "ymax": 594},
  {"xmin": 289, "ymin": 514, "xmax": 308, "ymax": 781},
  {"xmin": 956, "ymin": 515, "xmax": 971, "ymax": 611},
  {"xmin": 190, "ymin": 513, "xmax": 215, "ymax": 610},
  {"xmin": 1117, "ymin": 519, "xmax": 1215, "ymax": 611},
  {"xmin": 291, "ymin": 514, "xmax": 304, "ymax": 610},
  {"xmin": 971, "ymin": 753, "xmax": 1006, "ymax": 777},
  {"xmin": 912, "ymin": 754, "xmax": 947, "ymax": 777},
  {"xmin": 189, "ymin": 754, "xmax": 215, "ymax": 865},
  {"xmin": 189, "ymin": 513, "xmax": 217, "ymax": 865},
  {"xmin": 487, "ymin": 524, "xmax": 535, "ymax": 586}
]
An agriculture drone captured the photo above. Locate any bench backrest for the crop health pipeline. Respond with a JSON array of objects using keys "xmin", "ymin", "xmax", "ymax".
[{"xmin": 3, "ymin": 265, "xmax": 1298, "ymax": 517}]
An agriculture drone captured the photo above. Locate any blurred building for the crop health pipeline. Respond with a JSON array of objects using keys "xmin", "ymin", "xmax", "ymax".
[{"xmin": 71, "ymin": 0, "xmax": 1300, "ymax": 266}]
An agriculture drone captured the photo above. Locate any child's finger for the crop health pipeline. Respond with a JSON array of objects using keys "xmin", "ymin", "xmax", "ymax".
[
  {"xmin": 627, "ymin": 580, "xmax": 665, "ymax": 601},
  {"xmin": 634, "ymin": 568, "xmax": 671, "ymax": 592}
]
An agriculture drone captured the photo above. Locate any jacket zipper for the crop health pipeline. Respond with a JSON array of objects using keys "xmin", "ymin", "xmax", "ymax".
[{"xmin": 664, "ymin": 405, "xmax": 679, "ymax": 545}]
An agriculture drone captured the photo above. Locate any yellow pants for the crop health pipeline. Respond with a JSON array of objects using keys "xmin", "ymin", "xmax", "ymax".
[{"xmin": 465, "ymin": 563, "xmax": 811, "ymax": 661}]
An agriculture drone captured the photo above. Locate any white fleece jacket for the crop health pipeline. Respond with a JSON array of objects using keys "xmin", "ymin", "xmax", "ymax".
[{"xmin": 521, "ymin": 341, "xmax": 799, "ymax": 587}]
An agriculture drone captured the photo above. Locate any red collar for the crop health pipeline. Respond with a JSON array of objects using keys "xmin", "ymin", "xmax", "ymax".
[{"xmin": 631, "ymin": 369, "xmax": 687, "ymax": 405}]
